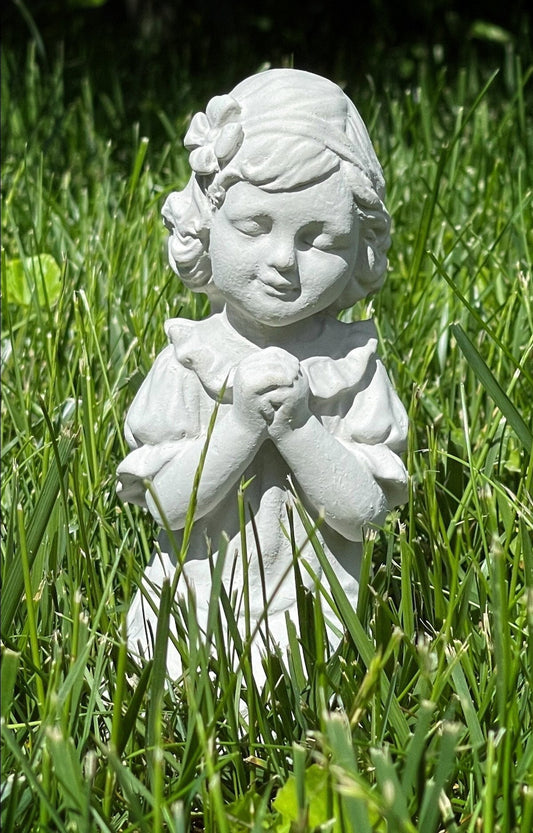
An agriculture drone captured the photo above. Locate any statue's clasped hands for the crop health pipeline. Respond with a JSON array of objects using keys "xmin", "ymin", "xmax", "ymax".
[{"xmin": 233, "ymin": 347, "xmax": 311, "ymax": 442}]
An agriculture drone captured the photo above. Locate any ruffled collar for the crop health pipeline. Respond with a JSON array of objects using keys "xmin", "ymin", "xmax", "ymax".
[{"xmin": 164, "ymin": 311, "xmax": 377, "ymax": 402}]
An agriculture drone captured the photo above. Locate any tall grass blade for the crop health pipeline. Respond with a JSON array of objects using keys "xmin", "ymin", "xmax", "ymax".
[
  {"xmin": 116, "ymin": 658, "xmax": 153, "ymax": 756},
  {"xmin": 0, "ymin": 649, "xmax": 20, "ymax": 721},
  {"xmin": 1, "ymin": 429, "xmax": 78, "ymax": 637},
  {"xmin": 293, "ymin": 499, "xmax": 410, "ymax": 746},
  {"xmin": 451, "ymin": 323, "xmax": 532, "ymax": 454},
  {"xmin": 418, "ymin": 722, "xmax": 460, "ymax": 833}
]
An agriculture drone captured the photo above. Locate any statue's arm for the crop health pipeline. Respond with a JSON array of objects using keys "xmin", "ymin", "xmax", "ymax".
[
  {"xmin": 275, "ymin": 418, "xmax": 406, "ymax": 540},
  {"xmin": 117, "ymin": 344, "xmax": 265, "ymax": 527},
  {"xmin": 144, "ymin": 410, "xmax": 262, "ymax": 529},
  {"xmin": 269, "ymin": 355, "xmax": 408, "ymax": 540}
]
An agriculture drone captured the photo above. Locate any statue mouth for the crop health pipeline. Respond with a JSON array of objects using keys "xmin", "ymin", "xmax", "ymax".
[{"xmin": 260, "ymin": 275, "xmax": 299, "ymax": 298}]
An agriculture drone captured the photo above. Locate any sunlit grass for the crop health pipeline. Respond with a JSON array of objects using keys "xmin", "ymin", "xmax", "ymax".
[{"xmin": 1, "ymin": 41, "xmax": 532, "ymax": 833}]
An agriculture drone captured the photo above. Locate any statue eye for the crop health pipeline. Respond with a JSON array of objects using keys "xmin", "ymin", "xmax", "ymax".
[{"xmin": 233, "ymin": 216, "xmax": 271, "ymax": 236}]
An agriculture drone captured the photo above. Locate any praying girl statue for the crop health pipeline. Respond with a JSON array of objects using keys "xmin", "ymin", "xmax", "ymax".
[{"xmin": 117, "ymin": 69, "xmax": 408, "ymax": 679}]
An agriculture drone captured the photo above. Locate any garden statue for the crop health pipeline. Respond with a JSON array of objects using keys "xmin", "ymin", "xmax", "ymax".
[{"xmin": 117, "ymin": 68, "xmax": 408, "ymax": 680}]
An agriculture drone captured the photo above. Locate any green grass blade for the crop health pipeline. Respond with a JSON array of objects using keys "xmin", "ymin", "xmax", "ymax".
[
  {"xmin": 325, "ymin": 714, "xmax": 373, "ymax": 833},
  {"xmin": 451, "ymin": 323, "xmax": 532, "ymax": 454},
  {"xmin": 293, "ymin": 499, "xmax": 410, "ymax": 747},
  {"xmin": 116, "ymin": 658, "xmax": 153, "ymax": 756},
  {"xmin": 418, "ymin": 722, "xmax": 460, "ymax": 833},
  {"xmin": 446, "ymin": 645, "xmax": 485, "ymax": 751},
  {"xmin": 401, "ymin": 699, "xmax": 435, "ymax": 795},
  {"xmin": 44, "ymin": 727, "xmax": 86, "ymax": 816},
  {"xmin": 371, "ymin": 747, "xmax": 414, "ymax": 831},
  {"xmin": 0, "ymin": 649, "xmax": 20, "ymax": 721},
  {"xmin": 1, "ymin": 723, "xmax": 67, "ymax": 832},
  {"xmin": 1, "ymin": 429, "xmax": 78, "ymax": 638}
]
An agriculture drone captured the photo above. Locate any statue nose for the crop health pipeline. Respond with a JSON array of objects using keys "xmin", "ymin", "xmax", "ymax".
[{"xmin": 268, "ymin": 235, "xmax": 297, "ymax": 272}]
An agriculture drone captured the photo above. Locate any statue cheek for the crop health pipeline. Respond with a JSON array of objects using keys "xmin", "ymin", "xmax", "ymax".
[
  {"xmin": 331, "ymin": 249, "xmax": 356, "ymax": 280},
  {"xmin": 308, "ymin": 250, "xmax": 349, "ymax": 283}
]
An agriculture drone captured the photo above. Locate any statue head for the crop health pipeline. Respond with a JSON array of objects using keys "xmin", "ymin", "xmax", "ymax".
[{"xmin": 162, "ymin": 69, "xmax": 391, "ymax": 312}]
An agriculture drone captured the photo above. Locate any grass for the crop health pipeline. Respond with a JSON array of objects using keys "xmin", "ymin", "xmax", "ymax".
[{"xmin": 1, "ymin": 37, "xmax": 532, "ymax": 833}]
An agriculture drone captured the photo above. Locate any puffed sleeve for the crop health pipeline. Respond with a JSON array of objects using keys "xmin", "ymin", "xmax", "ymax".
[
  {"xmin": 117, "ymin": 345, "xmax": 203, "ymax": 506},
  {"xmin": 339, "ymin": 354, "xmax": 409, "ymax": 509}
]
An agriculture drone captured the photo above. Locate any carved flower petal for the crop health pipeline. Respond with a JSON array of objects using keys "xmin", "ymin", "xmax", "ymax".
[
  {"xmin": 214, "ymin": 122, "xmax": 244, "ymax": 163},
  {"xmin": 184, "ymin": 112, "xmax": 210, "ymax": 149},
  {"xmin": 205, "ymin": 94, "xmax": 241, "ymax": 127},
  {"xmin": 189, "ymin": 145, "xmax": 218, "ymax": 175}
]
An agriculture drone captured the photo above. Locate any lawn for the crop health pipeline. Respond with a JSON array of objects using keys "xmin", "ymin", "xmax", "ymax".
[{"xmin": 1, "ymin": 18, "xmax": 532, "ymax": 833}]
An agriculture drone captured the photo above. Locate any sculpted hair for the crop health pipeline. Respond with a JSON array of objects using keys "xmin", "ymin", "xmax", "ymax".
[{"xmin": 162, "ymin": 70, "xmax": 391, "ymax": 306}]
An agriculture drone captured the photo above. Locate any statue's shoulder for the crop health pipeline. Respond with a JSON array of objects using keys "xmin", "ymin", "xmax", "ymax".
[
  {"xmin": 128, "ymin": 316, "xmax": 220, "ymax": 414},
  {"xmin": 164, "ymin": 313, "xmax": 224, "ymax": 345}
]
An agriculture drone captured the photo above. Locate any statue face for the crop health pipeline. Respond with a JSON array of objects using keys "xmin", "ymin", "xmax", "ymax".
[{"xmin": 209, "ymin": 170, "xmax": 359, "ymax": 328}]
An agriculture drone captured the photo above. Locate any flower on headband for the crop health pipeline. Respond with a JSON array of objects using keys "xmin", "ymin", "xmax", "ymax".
[{"xmin": 184, "ymin": 95, "xmax": 244, "ymax": 176}]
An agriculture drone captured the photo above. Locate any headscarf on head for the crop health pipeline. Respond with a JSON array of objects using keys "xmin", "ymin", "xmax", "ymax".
[{"xmin": 184, "ymin": 68, "xmax": 386, "ymax": 197}]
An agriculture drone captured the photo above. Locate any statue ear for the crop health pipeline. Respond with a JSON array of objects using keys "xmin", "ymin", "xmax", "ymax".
[
  {"xmin": 352, "ymin": 237, "xmax": 388, "ymax": 297},
  {"xmin": 352, "ymin": 203, "xmax": 391, "ymax": 295},
  {"xmin": 162, "ymin": 176, "xmax": 212, "ymax": 238},
  {"xmin": 162, "ymin": 178, "xmax": 213, "ymax": 291}
]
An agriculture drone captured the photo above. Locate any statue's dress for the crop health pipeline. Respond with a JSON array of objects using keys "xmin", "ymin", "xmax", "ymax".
[{"xmin": 117, "ymin": 312, "xmax": 408, "ymax": 678}]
